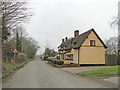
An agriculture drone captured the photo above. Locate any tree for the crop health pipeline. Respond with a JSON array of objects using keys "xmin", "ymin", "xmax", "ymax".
[
  {"xmin": 1, "ymin": 0, "xmax": 32, "ymax": 42},
  {"xmin": 105, "ymin": 37, "xmax": 118, "ymax": 55},
  {"xmin": 22, "ymin": 37, "xmax": 40, "ymax": 59},
  {"xmin": 1, "ymin": 0, "xmax": 32, "ymax": 61},
  {"xmin": 16, "ymin": 30, "xmax": 22, "ymax": 52},
  {"xmin": 44, "ymin": 47, "xmax": 57, "ymax": 57},
  {"xmin": 110, "ymin": 16, "xmax": 120, "ymax": 64}
]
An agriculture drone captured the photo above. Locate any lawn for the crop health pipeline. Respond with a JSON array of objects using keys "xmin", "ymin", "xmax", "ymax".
[{"xmin": 79, "ymin": 65, "xmax": 120, "ymax": 78}]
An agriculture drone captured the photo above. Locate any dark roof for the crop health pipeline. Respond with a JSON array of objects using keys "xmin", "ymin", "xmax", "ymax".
[
  {"xmin": 64, "ymin": 50, "xmax": 71, "ymax": 54},
  {"xmin": 58, "ymin": 28, "xmax": 107, "ymax": 51},
  {"xmin": 73, "ymin": 28, "xmax": 107, "ymax": 49},
  {"xmin": 73, "ymin": 29, "xmax": 92, "ymax": 49},
  {"xmin": 59, "ymin": 37, "xmax": 73, "ymax": 51}
]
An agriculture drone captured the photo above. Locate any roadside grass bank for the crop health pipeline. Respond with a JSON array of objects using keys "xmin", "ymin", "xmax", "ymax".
[
  {"xmin": 77, "ymin": 65, "xmax": 120, "ymax": 79},
  {"xmin": 2, "ymin": 59, "xmax": 33, "ymax": 79}
]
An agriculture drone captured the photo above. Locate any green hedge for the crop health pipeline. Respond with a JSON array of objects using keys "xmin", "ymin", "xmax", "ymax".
[{"xmin": 48, "ymin": 59, "xmax": 64, "ymax": 65}]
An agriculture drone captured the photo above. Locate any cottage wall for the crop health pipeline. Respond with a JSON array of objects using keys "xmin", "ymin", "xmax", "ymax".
[{"xmin": 79, "ymin": 31, "xmax": 105, "ymax": 64}]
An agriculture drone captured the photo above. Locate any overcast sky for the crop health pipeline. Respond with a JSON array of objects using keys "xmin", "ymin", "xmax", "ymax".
[{"xmin": 24, "ymin": 0, "xmax": 119, "ymax": 55}]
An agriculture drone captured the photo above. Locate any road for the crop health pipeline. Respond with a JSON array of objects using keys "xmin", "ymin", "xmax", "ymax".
[{"xmin": 2, "ymin": 59, "xmax": 115, "ymax": 88}]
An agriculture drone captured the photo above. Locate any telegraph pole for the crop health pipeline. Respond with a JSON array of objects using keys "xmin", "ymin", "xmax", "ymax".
[{"xmin": 118, "ymin": 1, "xmax": 120, "ymax": 65}]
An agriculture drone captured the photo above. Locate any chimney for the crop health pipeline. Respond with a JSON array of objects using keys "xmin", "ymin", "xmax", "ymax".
[
  {"xmin": 65, "ymin": 37, "xmax": 68, "ymax": 41},
  {"xmin": 62, "ymin": 39, "xmax": 64, "ymax": 43},
  {"xmin": 74, "ymin": 30, "xmax": 79, "ymax": 37}
]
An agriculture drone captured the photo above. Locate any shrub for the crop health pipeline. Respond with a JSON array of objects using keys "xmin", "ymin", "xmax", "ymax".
[
  {"xmin": 70, "ymin": 62, "xmax": 76, "ymax": 64},
  {"xmin": 55, "ymin": 61, "xmax": 64, "ymax": 65},
  {"xmin": 48, "ymin": 59, "xmax": 64, "ymax": 65},
  {"xmin": 16, "ymin": 53, "xmax": 27, "ymax": 63}
]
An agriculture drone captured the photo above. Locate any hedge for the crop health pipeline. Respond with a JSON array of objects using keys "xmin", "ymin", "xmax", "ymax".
[{"xmin": 48, "ymin": 59, "xmax": 64, "ymax": 65}]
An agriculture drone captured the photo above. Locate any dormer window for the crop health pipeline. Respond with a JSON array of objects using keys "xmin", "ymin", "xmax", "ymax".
[
  {"xmin": 74, "ymin": 42, "xmax": 77, "ymax": 45},
  {"xmin": 90, "ymin": 40, "xmax": 95, "ymax": 46}
]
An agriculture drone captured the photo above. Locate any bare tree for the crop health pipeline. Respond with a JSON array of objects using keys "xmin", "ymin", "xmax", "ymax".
[
  {"xmin": 22, "ymin": 37, "xmax": 40, "ymax": 59},
  {"xmin": 105, "ymin": 37, "xmax": 118, "ymax": 55},
  {"xmin": 110, "ymin": 1, "xmax": 120, "ymax": 64},
  {"xmin": 1, "ymin": 0, "xmax": 32, "ymax": 42},
  {"xmin": 1, "ymin": 0, "xmax": 32, "ymax": 62},
  {"xmin": 111, "ymin": 17, "xmax": 119, "ymax": 27}
]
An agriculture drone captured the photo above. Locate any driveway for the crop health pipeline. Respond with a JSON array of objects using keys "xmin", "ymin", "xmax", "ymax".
[
  {"xmin": 60, "ymin": 66, "xmax": 111, "ymax": 74},
  {"xmin": 2, "ymin": 59, "xmax": 117, "ymax": 88}
]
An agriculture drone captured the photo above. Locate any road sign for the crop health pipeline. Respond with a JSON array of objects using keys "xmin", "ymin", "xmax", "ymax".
[
  {"xmin": 13, "ymin": 48, "xmax": 17, "ymax": 53},
  {"xmin": 13, "ymin": 48, "xmax": 17, "ymax": 60}
]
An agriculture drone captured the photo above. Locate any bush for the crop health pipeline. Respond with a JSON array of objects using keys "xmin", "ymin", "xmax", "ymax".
[
  {"xmin": 48, "ymin": 59, "xmax": 64, "ymax": 65},
  {"xmin": 44, "ymin": 56, "xmax": 48, "ymax": 60},
  {"xmin": 70, "ymin": 62, "xmax": 76, "ymax": 64},
  {"xmin": 55, "ymin": 61, "xmax": 64, "ymax": 65},
  {"xmin": 16, "ymin": 53, "xmax": 27, "ymax": 63}
]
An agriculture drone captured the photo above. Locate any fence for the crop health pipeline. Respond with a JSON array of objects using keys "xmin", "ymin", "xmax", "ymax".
[{"xmin": 105, "ymin": 54, "xmax": 118, "ymax": 66}]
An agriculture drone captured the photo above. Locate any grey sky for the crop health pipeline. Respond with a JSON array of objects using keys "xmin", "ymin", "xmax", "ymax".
[{"xmin": 24, "ymin": 0, "xmax": 118, "ymax": 55}]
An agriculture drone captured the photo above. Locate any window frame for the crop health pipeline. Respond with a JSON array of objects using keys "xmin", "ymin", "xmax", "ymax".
[
  {"xmin": 71, "ymin": 54, "xmax": 73, "ymax": 60},
  {"xmin": 90, "ymin": 40, "xmax": 95, "ymax": 46},
  {"xmin": 65, "ymin": 54, "xmax": 73, "ymax": 60}
]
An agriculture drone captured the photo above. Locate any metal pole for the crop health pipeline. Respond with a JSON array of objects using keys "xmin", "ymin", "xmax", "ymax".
[
  {"xmin": 14, "ymin": 53, "xmax": 15, "ymax": 60},
  {"xmin": 78, "ymin": 48, "xmax": 79, "ymax": 64}
]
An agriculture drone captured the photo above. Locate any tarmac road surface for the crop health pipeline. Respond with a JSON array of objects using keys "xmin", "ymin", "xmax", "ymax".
[{"xmin": 2, "ymin": 59, "xmax": 117, "ymax": 88}]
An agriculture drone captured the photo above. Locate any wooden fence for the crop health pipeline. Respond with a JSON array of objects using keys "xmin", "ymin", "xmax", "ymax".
[{"xmin": 105, "ymin": 54, "xmax": 118, "ymax": 66}]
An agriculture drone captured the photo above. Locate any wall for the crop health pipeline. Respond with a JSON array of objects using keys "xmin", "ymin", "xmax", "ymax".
[
  {"xmin": 64, "ymin": 49, "xmax": 79, "ymax": 64},
  {"xmin": 59, "ymin": 51, "xmax": 64, "ymax": 60},
  {"xmin": 71, "ymin": 49, "xmax": 78, "ymax": 64},
  {"xmin": 79, "ymin": 31, "xmax": 105, "ymax": 64},
  {"xmin": 79, "ymin": 47, "xmax": 105, "ymax": 64},
  {"xmin": 64, "ymin": 52, "xmax": 71, "ymax": 64}
]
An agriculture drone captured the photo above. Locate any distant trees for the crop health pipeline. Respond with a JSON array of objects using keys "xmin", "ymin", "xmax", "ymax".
[
  {"xmin": 22, "ymin": 37, "xmax": 40, "ymax": 59},
  {"xmin": 44, "ymin": 47, "xmax": 57, "ymax": 57}
]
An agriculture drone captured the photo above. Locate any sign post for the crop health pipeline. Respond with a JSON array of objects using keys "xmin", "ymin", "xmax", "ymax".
[{"xmin": 13, "ymin": 48, "xmax": 17, "ymax": 60}]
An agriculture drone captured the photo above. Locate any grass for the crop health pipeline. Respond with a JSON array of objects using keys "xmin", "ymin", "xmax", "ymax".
[
  {"xmin": 2, "ymin": 59, "xmax": 32, "ymax": 79},
  {"xmin": 79, "ymin": 65, "xmax": 120, "ymax": 78},
  {"xmin": 41, "ymin": 58, "xmax": 46, "ymax": 61}
]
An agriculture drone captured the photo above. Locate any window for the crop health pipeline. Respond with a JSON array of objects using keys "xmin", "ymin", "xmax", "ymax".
[
  {"xmin": 67, "ymin": 55, "xmax": 71, "ymax": 60},
  {"xmin": 74, "ymin": 42, "xmax": 77, "ymax": 45},
  {"xmin": 90, "ymin": 40, "xmax": 95, "ymax": 46},
  {"xmin": 65, "ymin": 54, "xmax": 73, "ymax": 60},
  {"xmin": 71, "ymin": 54, "xmax": 73, "ymax": 60},
  {"xmin": 65, "ymin": 55, "xmax": 68, "ymax": 59}
]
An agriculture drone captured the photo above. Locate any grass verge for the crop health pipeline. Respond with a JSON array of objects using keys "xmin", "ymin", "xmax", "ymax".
[
  {"xmin": 78, "ymin": 65, "xmax": 120, "ymax": 79},
  {"xmin": 2, "ymin": 59, "xmax": 32, "ymax": 79}
]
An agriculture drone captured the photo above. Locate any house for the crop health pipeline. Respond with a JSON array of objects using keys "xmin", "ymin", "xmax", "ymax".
[{"xmin": 58, "ymin": 28, "xmax": 107, "ymax": 65}]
